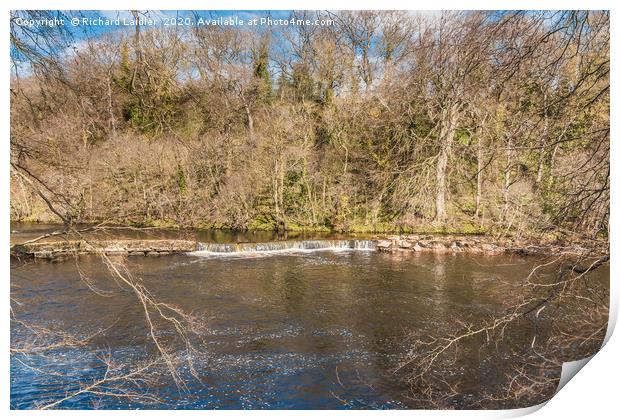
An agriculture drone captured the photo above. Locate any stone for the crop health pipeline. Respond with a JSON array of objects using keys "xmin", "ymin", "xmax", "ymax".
[
  {"xmin": 11, "ymin": 239, "xmax": 198, "ymax": 259},
  {"xmin": 427, "ymin": 241, "xmax": 446, "ymax": 250}
]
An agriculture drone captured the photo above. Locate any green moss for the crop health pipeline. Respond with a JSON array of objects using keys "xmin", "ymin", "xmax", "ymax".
[
  {"xmin": 247, "ymin": 218, "xmax": 276, "ymax": 231},
  {"xmin": 283, "ymin": 223, "xmax": 331, "ymax": 233}
]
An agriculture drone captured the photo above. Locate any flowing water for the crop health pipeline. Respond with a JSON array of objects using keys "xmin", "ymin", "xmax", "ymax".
[
  {"xmin": 194, "ymin": 239, "xmax": 377, "ymax": 254},
  {"xmin": 10, "ymin": 227, "xmax": 609, "ymax": 409}
]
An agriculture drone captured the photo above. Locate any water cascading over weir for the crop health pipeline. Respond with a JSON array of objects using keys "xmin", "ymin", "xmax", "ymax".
[{"xmin": 192, "ymin": 239, "xmax": 377, "ymax": 255}]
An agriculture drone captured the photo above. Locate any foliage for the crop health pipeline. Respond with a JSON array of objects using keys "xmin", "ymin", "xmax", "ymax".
[{"xmin": 9, "ymin": 11, "xmax": 609, "ymax": 239}]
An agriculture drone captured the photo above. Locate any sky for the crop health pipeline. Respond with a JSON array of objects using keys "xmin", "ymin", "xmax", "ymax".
[
  {"xmin": 9, "ymin": 10, "xmax": 310, "ymax": 76},
  {"xmin": 59, "ymin": 10, "xmax": 301, "ymax": 40},
  {"xmin": 11, "ymin": 10, "xmax": 443, "ymax": 46}
]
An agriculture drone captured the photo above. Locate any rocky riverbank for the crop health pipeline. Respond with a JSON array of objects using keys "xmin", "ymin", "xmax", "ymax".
[
  {"xmin": 10, "ymin": 235, "xmax": 601, "ymax": 260},
  {"xmin": 373, "ymin": 234, "xmax": 599, "ymax": 256},
  {"xmin": 377, "ymin": 235, "xmax": 550, "ymax": 255}
]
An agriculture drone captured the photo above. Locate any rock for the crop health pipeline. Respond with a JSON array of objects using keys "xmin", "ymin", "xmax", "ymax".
[
  {"xmin": 427, "ymin": 241, "xmax": 447, "ymax": 250},
  {"xmin": 377, "ymin": 240, "xmax": 393, "ymax": 249},
  {"xmin": 480, "ymin": 243, "xmax": 504, "ymax": 254},
  {"xmin": 11, "ymin": 239, "xmax": 198, "ymax": 259},
  {"xmin": 399, "ymin": 240, "xmax": 413, "ymax": 249}
]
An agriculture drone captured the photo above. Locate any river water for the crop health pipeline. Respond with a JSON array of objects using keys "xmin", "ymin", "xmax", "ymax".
[{"xmin": 10, "ymin": 226, "xmax": 609, "ymax": 409}]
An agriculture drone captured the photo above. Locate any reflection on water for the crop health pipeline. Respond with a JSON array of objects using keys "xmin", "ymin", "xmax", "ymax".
[
  {"xmin": 10, "ymin": 248, "xmax": 609, "ymax": 409},
  {"xmin": 9, "ymin": 222, "xmax": 366, "ymax": 244}
]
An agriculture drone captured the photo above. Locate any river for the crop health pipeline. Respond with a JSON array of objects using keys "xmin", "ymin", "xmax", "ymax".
[{"xmin": 10, "ymin": 225, "xmax": 609, "ymax": 409}]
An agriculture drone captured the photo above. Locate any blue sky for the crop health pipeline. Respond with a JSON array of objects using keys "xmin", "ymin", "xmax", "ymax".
[
  {"xmin": 10, "ymin": 10, "xmax": 301, "ymax": 75},
  {"xmin": 62, "ymin": 10, "xmax": 296, "ymax": 40}
]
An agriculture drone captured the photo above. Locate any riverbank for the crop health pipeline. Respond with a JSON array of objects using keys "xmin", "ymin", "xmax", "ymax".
[
  {"xmin": 10, "ymin": 234, "xmax": 604, "ymax": 260},
  {"xmin": 10, "ymin": 217, "xmax": 489, "ymax": 236},
  {"xmin": 372, "ymin": 234, "xmax": 604, "ymax": 256}
]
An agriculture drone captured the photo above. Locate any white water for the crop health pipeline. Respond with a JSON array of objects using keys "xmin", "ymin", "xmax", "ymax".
[{"xmin": 190, "ymin": 239, "xmax": 376, "ymax": 257}]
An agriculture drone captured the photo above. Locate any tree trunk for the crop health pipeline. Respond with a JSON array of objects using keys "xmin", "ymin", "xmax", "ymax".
[
  {"xmin": 535, "ymin": 120, "xmax": 548, "ymax": 188},
  {"xmin": 106, "ymin": 71, "xmax": 116, "ymax": 140},
  {"xmin": 273, "ymin": 158, "xmax": 286, "ymax": 233},
  {"xmin": 243, "ymin": 102, "xmax": 254, "ymax": 138},
  {"xmin": 503, "ymin": 138, "xmax": 513, "ymax": 224},
  {"xmin": 435, "ymin": 104, "xmax": 459, "ymax": 223},
  {"xmin": 475, "ymin": 136, "xmax": 483, "ymax": 219}
]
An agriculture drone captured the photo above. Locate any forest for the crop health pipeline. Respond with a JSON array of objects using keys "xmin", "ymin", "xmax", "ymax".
[{"xmin": 10, "ymin": 10, "xmax": 610, "ymax": 239}]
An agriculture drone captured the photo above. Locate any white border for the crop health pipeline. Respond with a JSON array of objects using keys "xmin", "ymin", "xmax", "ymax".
[{"xmin": 3, "ymin": 1, "xmax": 617, "ymax": 419}]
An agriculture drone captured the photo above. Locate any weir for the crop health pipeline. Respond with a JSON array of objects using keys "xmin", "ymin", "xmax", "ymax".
[{"xmin": 193, "ymin": 239, "xmax": 377, "ymax": 255}]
